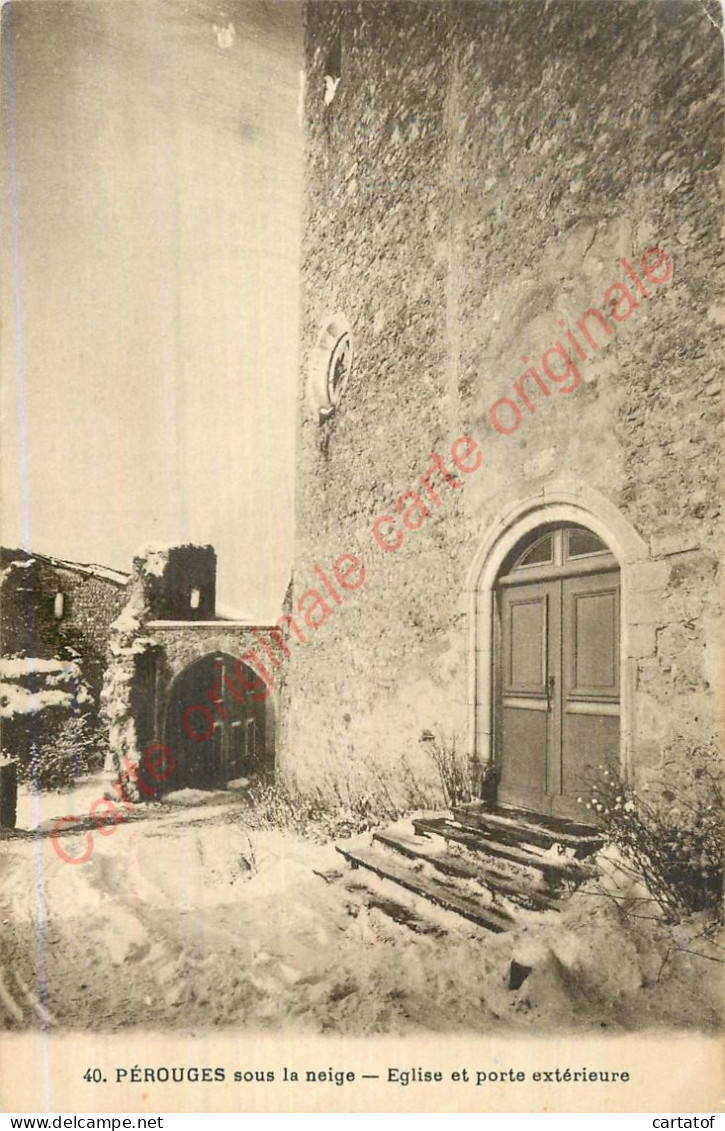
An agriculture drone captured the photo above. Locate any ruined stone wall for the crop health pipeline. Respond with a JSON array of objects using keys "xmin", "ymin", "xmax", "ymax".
[
  {"xmin": 53, "ymin": 568, "xmax": 128, "ymax": 700},
  {"xmin": 0, "ymin": 557, "xmax": 97, "ymax": 765},
  {"xmin": 0, "ymin": 556, "xmax": 123, "ymax": 763},
  {"xmin": 0, "ymin": 557, "xmax": 62, "ymax": 659},
  {"xmin": 0, "ymin": 553, "xmax": 127, "ymax": 702},
  {"xmin": 288, "ymin": 0, "xmax": 723, "ymax": 799}
]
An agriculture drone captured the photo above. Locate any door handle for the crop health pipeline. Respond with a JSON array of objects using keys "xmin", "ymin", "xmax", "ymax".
[{"xmin": 546, "ymin": 674, "xmax": 555, "ymax": 711}]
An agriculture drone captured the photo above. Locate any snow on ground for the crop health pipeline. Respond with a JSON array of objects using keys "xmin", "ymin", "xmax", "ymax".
[
  {"xmin": 0, "ymin": 659, "xmax": 84, "ymax": 678},
  {"xmin": 14, "ymin": 773, "xmax": 114, "ymax": 831},
  {"xmin": 0, "ymin": 783, "xmax": 722, "ymax": 1035}
]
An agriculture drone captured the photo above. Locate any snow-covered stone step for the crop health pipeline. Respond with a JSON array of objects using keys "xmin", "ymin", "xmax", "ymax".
[
  {"xmin": 412, "ymin": 817, "xmax": 597, "ymax": 887},
  {"xmin": 372, "ymin": 828, "xmax": 559, "ymax": 912},
  {"xmin": 335, "ymin": 843, "xmax": 515, "ymax": 933},
  {"xmin": 451, "ymin": 802, "xmax": 604, "ymax": 857},
  {"xmin": 341, "ymin": 877, "xmax": 448, "ymax": 937}
]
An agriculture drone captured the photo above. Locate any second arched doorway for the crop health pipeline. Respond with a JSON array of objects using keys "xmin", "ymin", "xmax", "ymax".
[
  {"xmin": 493, "ymin": 523, "xmax": 620, "ymax": 819},
  {"xmin": 162, "ymin": 653, "xmax": 271, "ymax": 792}
]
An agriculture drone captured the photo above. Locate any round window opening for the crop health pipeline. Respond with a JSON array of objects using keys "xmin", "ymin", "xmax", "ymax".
[{"xmin": 308, "ymin": 312, "xmax": 353, "ymax": 420}]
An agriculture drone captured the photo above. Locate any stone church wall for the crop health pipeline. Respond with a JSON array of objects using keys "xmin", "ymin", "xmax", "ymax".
[{"xmin": 287, "ymin": 0, "xmax": 723, "ymax": 800}]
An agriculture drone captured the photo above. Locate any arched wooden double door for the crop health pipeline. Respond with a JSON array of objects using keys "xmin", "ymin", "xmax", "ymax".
[
  {"xmin": 162, "ymin": 653, "xmax": 268, "ymax": 791},
  {"xmin": 494, "ymin": 524, "xmax": 620, "ymax": 820}
]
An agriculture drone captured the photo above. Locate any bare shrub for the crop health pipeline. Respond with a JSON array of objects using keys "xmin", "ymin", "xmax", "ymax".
[
  {"xmin": 422, "ymin": 728, "xmax": 476, "ymax": 808},
  {"xmin": 17, "ymin": 715, "xmax": 105, "ymax": 792},
  {"xmin": 397, "ymin": 753, "xmax": 440, "ymax": 810},
  {"xmin": 580, "ymin": 746, "xmax": 723, "ymax": 923}
]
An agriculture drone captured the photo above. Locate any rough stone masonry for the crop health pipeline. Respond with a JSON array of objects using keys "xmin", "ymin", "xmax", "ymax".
[{"xmin": 286, "ymin": 0, "xmax": 723, "ymax": 802}]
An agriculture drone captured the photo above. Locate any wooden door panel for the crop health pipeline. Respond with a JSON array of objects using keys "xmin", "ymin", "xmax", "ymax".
[
  {"xmin": 496, "ymin": 563, "xmax": 620, "ymax": 820},
  {"xmin": 245, "ymin": 718, "xmax": 257, "ymax": 768},
  {"xmin": 499, "ymin": 707, "xmax": 549, "ymax": 809},
  {"xmin": 498, "ymin": 582, "xmax": 558, "ymax": 813},
  {"xmin": 564, "ymin": 576, "xmax": 619, "ymax": 701},
  {"xmin": 506, "ymin": 599, "xmax": 547, "ymax": 693},
  {"xmin": 557, "ymin": 572, "xmax": 620, "ymax": 817},
  {"xmin": 558, "ymin": 712, "xmax": 619, "ymax": 818},
  {"xmin": 221, "ymin": 657, "xmax": 266, "ymax": 778},
  {"xmin": 211, "ymin": 720, "xmax": 224, "ymax": 785},
  {"xmin": 230, "ymin": 720, "xmax": 244, "ymax": 777},
  {"xmin": 571, "ymin": 592, "xmax": 617, "ymax": 690}
]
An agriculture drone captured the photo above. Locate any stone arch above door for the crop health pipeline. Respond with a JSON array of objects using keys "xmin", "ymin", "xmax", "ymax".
[{"xmin": 466, "ymin": 483, "xmax": 649, "ymax": 794}]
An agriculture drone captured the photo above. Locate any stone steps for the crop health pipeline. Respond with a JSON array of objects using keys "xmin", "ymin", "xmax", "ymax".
[
  {"xmin": 342, "ymin": 877, "xmax": 448, "ymax": 936},
  {"xmin": 451, "ymin": 801, "xmax": 605, "ymax": 858},
  {"xmin": 372, "ymin": 828, "xmax": 559, "ymax": 911},
  {"xmin": 333, "ymin": 804, "xmax": 602, "ymax": 935},
  {"xmin": 412, "ymin": 817, "xmax": 598, "ymax": 885},
  {"xmin": 335, "ymin": 843, "xmax": 515, "ymax": 933}
]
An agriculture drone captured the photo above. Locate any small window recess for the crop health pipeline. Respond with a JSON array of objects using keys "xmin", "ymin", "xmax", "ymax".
[
  {"xmin": 53, "ymin": 592, "xmax": 64, "ymax": 620},
  {"xmin": 190, "ymin": 587, "xmax": 201, "ymax": 610}
]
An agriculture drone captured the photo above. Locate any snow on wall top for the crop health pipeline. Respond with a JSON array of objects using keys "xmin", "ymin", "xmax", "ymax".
[{"xmin": 1, "ymin": 547, "xmax": 129, "ymax": 588}]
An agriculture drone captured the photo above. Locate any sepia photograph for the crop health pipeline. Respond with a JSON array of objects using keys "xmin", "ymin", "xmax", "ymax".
[{"xmin": 0, "ymin": 0, "xmax": 723, "ymax": 1114}]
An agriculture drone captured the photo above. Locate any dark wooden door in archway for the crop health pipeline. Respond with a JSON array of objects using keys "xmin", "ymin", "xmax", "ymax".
[
  {"xmin": 162, "ymin": 653, "xmax": 267, "ymax": 791},
  {"xmin": 494, "ymin": 525, "xmax": 620, "ymax": 820}
]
